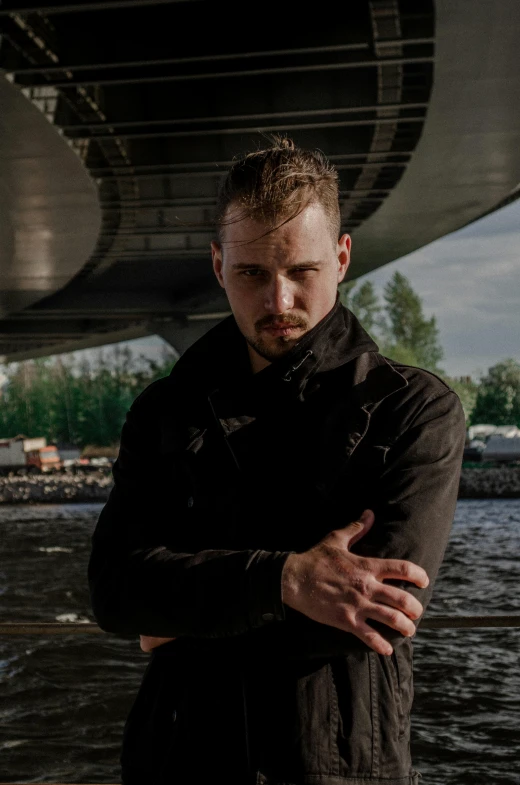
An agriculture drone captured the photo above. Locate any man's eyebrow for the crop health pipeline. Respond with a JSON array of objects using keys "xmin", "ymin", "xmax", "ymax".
[
  {"xmin": 230, "ymin": 261, "xmax": 325, "ymax": 270},
  {"xmin": 287, "ymin": 261, "xmax": 325, "ymax": 268}
]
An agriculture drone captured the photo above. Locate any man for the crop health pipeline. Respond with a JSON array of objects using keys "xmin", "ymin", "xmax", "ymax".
[{"xmin": 88, "ymin": 137, "xmax": 466, "ymax": 785}]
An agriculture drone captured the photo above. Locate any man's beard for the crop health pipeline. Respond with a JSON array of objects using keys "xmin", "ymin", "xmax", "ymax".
[{"xmin": 245, "ymin": 313, "xmax": 309, "ymax": 362}]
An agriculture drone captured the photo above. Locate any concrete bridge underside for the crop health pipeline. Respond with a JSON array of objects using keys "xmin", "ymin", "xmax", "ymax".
[{"xmin": 0, "ymin": 0, "xmax": 519, "ymax": 361}]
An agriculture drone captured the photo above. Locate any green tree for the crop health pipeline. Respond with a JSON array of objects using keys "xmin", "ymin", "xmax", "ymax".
[
  {"xmin": 339, "ymin": 280, "xmax": 381, "ymax": 335},
  {"xmin": 470, "ymin": 358, "xmax": 520, "ymax": 426},
  {"xmin": 339, "ymin": 272, "xmax": 444, "ymax": 373},
  {"xmin": 0, "ymin": 345, "xmax": 176, "ymax": 448},
  {"xmin": 338, "ymin": 280, "xmax": 356, "ymax": 309},
  {"xmin": 380, "ymin": 271, "xmax": 444, "ymax": 372},
  {"xmin": 350, "ymin": 281, "xmax": 382, "ymax": 335}
]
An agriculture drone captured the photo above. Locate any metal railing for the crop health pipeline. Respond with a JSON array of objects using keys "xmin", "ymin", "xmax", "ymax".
[{"xmin": 2, "ymin": 615, "xmax": 520, "ymax": 635}]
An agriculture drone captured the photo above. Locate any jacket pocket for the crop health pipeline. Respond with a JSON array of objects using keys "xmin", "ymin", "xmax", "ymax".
[
  {"xmin": 247, "ymin": 657, "xmax": 335, "ymax": 781},
  {"xmin": 390, "ymin": 651, "xmax": 405, "ymax": 739},
  {"xmin": 369, "ymin": 651, "xmax": 413, "ymax": 778},
  {"xmin": 393, "ymin": 642, "xmax": 414, "ymax": 738},
  {"xmin": 329, "ymin": 652, "xmax": 374, "ymax": 777}
]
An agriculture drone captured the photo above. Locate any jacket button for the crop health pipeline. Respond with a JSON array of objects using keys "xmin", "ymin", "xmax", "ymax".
[
  {"xmin": 262, "ymin": 613, "xmax": 275, "ymax": 622},
  {"xmin": 187, "ymin": 496, "xmax": 194, "ymax": 508},
  {"xmin": 172, "ymin": 710, "xmax": 177, "ymax": 722}
]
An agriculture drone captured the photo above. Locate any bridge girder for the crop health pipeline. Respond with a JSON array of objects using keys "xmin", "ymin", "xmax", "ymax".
[{"xmin": 0, "ymin": 1, "xmax": 519, "ymax": 360}]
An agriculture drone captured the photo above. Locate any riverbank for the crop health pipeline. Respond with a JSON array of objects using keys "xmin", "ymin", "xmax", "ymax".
[
  {"xmin": 0, "ymin": 466, "xmax": 519, "ymax": 503},
  {"xmin": 0, "ymin": 471, "xmax": 113, "ymax": 504},
  {"xmin": 458, "ymin": 465, "xmax": 520, "ymax": 498}
]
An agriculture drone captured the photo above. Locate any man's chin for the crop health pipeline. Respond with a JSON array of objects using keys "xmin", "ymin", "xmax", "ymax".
[{"xmin": 245, "ymin": 334, "xmax": 300, "ymax": 363}]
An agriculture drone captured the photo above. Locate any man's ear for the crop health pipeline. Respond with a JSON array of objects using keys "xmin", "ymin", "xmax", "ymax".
[
  {"xmin": 211, "ymin": 240, "xmax": 225, "ymax": 288},
  {"xmin": 337, "ymin": 233, "xmax": 351, "ymax": 283}
]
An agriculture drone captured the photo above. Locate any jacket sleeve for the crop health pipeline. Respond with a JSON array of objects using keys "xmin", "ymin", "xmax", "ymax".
[
  {"xmin": 355, "ymin": 387, "xmax": 466, "ymax": 647},
  {"xmin": 265, "ymin": 386, "xmax": 466, "ymax": 658},
  {"xmin": 87, "ymin": 382, "xmax": 292, "ymax": 638}
]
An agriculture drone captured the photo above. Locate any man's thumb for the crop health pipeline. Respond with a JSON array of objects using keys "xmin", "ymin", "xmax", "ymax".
[{"xmin": 342, "ymin": 509, "xmax": 375, "ymax": 548}]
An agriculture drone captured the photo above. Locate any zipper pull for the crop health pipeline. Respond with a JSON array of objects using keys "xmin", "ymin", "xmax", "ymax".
[{"xmin": 283, "ymin": 349, "xmax": 313, "ymax": 382}]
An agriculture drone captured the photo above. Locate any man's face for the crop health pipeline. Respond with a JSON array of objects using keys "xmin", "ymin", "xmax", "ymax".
[{"xmin": 211, "ymin": 201, "xmax": 351, "ymax": 372}]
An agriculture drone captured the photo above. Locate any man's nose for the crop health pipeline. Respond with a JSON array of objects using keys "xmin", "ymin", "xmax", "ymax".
[{"xmin": 264, "ymin": 276, "xmax": 294, "ymax": 313}]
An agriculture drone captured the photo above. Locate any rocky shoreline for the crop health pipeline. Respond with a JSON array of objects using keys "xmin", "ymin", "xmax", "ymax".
[
  {"xmin": 0, "ymin": 471, "xmax": 113, "ymax": 504},
  {"xmin": 458, "ymin": 466, "xmax": 520, "ymax": 499},
  {"xmin": 0, "ymin": 466, "xmax": 519, "ymax": 504}
]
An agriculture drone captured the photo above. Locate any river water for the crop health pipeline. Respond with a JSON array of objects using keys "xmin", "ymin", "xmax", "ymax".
[{"xmin": 0, "ymin": 499, "xmax": 519, "ymax": 784}]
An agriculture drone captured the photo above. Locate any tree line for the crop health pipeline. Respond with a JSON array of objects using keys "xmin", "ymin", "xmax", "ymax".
[
  {"xmin": 0, "ymin": 345, "xmax": 176, "ymax": 451},
  {"xmin": 0, "ymin": 272, "xmax": 518, "ymax": 449}
]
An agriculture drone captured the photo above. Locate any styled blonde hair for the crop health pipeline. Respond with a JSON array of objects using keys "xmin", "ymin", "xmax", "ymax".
[{"xmin": 215, "ymin": 135, "xmax": 341, "ymax": 242}]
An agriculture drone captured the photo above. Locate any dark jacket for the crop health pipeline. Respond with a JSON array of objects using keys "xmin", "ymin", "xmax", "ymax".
[{"xmin": 88, "ymin": 300, "xmax": 466, "ymax": 785}]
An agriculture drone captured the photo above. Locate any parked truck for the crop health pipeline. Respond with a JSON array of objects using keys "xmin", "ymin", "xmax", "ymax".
[
  {"xmin": 0, "ymin": 436, "xmax": 62, "ymax": 475},
  {"xmin": 464, "ymin": 424, "xmax": 520, "ymax": 464}
]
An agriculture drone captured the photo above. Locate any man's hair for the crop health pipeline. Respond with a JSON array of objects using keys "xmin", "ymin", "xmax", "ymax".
[{"xmin": 215, "ymin": 136, "xmax": 341, "ymax": 242}]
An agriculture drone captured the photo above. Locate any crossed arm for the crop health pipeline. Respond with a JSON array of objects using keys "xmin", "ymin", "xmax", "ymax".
[
  {"xmin": 89, "ymin": 383, "xmax": 466, "ymax": 657},
  {"xmin": 140, "ymin": 507, "xmax": 428, "ymax": 655}
]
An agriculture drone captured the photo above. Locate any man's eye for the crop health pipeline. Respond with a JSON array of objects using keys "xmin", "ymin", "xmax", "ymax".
[{"xmin": 241, "ymin": 269, "xmax": 263, "ymax": 277}]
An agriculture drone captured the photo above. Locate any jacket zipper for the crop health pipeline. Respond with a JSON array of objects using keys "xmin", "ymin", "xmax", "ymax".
[{"xmin": 282, "ymin": 349, "xmax": 313, "ymax": 382}]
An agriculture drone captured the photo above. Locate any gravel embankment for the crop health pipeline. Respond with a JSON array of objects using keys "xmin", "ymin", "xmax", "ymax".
[
  {"xmin": 0, "ymin": 471, "xmax": 113, "ymax": 504},
  {"xmin": 0, "ymin": 467, "xmax": 518, "ymax": 503},
  {"xmin": 458, "ymin": 466, "xmax": 520, "ymax": 498}
]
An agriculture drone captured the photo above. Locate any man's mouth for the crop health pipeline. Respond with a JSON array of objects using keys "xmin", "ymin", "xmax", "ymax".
[
  {"xmin": 261, "ymin": 324, "xmax": 302, "ymax": 336},
  {"xmin": 256, "ymin": 316, "xmax": 306, "ymax": 336}
]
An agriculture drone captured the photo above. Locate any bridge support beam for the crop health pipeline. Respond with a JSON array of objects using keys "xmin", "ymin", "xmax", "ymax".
[{"xmin": 153, "ymin": 315, "xmax": 228, "ymax": 357}]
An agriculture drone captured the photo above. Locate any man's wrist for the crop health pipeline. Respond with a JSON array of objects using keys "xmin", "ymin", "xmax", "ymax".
[
  {"xmin": 281, "ymin": 552, "xmax": 302, "ymax": 610},
  {"xmin": 246, "ymin": 550, "xmax": 295, "ymax": 628}
]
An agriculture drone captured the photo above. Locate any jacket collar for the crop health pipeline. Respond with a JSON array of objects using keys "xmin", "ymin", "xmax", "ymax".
[
  {"xmin": 350, "ymin": 351, "xmax": 409, "ymax": 411},
  {"xmin": 171, "ymin": 296, "xmax": 408, "ymax": 409}
]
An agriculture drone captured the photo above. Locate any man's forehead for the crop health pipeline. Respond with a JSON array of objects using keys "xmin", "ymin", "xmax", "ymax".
[
  {"xmin": 220, "ymin": 201, "xmax": 331, "ymax": 244},
  {"xmin": 223, "ymin": 236, "xmax": 328, "ymax": 269}
]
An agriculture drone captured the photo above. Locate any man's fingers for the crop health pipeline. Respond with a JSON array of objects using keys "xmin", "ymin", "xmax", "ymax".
[
  {"xmin": 140, "ymin": 635, "xmax": 175, "ymax": 652},
  {"xmin": 338, "ymin": 509, "xmax": 375, "ymax": 549},
  {"xmin": 367, "ymin": 604, "xmax": 417, "ymax": 638},
  {"xmin": 372, "ymin": 585, "xmax": 424, "ymax": 620},
  {"xmin": 377, "ymin": 558, "xmax": 429, "ymax": 588},
  {"xmin": 355, "ymin": 620, "xmax": 393, "ymax": 656}
]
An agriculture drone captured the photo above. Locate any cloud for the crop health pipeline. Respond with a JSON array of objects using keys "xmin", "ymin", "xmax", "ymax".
[
  {"xmin": 357, "ymin": 200, "xmax": 520, "ymax": 377},
  {"xmin": 452, "ymin": 198, "xmax": 520, "ymax": 238}
]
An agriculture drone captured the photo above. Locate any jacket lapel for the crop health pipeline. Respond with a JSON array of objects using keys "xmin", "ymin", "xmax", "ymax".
[{"xmin": 317, "ymin": 353, "xmax": 408, "ymax": 496}]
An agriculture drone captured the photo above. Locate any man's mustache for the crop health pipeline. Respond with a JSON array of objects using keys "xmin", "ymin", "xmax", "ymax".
[{"xmin": 255, "ymin": 314, "xmax": 308, "ymax": 331}]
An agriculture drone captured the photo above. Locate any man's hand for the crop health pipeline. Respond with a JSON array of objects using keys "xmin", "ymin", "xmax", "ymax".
[
  {"xmin": 140, "ymin": 635, "xmax": 175, "ymax": 653},
  {"xmin": 281, "ymin": 509, "xmax": 429, "ymax": 656}
]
